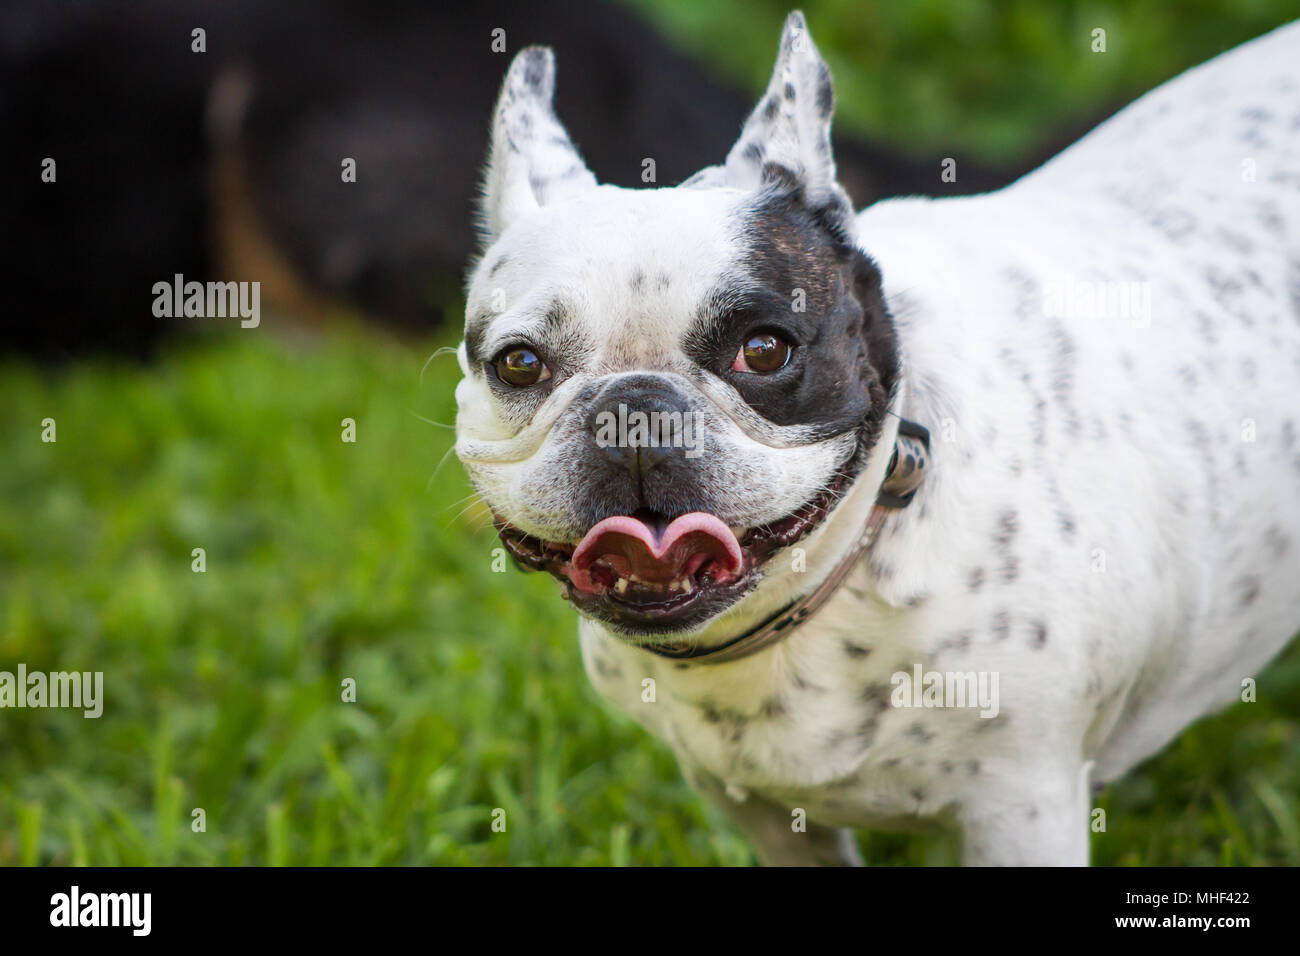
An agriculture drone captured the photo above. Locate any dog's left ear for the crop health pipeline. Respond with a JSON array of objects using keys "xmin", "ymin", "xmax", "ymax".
[
  {"xmin": 479, "ymin": 46, "xmax": 597, "ymax": 244},
  {"xmin": 725, "ymin": 12, "xmax": 854, "ymax": 233}
]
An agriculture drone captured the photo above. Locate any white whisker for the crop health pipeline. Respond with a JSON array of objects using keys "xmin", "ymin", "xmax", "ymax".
[
  {"xmin": 409, "ymin": 409, "xmax": 455, "ymax": 429},
  {"xmin": 420, "ymin": 345, "xmax": 460, "ymax": 385}
]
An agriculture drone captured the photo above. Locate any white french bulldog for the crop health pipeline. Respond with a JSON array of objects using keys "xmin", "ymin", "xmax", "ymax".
[{"xmin": 454, "ymin": 12, "xmax": 1300, "ymax": 864}]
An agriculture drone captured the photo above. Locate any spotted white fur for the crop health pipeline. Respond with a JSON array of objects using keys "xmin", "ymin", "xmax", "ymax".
[{"xmin": 456, "ymin": 14, "xmax": 1300, "ymax": 864}]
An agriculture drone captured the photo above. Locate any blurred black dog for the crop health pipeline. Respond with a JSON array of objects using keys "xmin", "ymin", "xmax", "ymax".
[{"xmin": 1, "ymin": 0, "xmax": 1026, "ymax": 357}]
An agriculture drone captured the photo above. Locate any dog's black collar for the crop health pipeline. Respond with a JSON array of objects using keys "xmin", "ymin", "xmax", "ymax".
[{"xmin": 639, "ymin": 418, "xmax": 930, "ymax": 665}]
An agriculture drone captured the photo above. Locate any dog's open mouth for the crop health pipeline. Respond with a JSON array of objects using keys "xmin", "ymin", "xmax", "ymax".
[{"xmin": 494, "ymin": 471, "xmax": 849, "ymax": 634}]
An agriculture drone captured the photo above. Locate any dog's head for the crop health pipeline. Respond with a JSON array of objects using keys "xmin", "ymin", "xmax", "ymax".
[{"xmin": 455, "ymin": 13, "xmax": 900, "ymax": 642}]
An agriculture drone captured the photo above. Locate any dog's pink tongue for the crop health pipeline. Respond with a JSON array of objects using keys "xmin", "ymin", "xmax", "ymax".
[{"xmin": 568, "ymin": 513, "xmax": 743, "ymax": 594}]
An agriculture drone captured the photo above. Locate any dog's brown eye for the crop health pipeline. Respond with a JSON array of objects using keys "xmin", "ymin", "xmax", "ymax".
[
  {"xmin": 731, "ymin": 332, "xmax": 791, "ymax": 374},
  {"xmin": 494, "ymin": 347, "xmax": 551, "ymax": 387}
]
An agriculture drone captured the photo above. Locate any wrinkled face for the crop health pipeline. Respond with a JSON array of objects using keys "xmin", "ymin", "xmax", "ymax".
[{"xmin": 455, "ymin": 20, "xmax": 898, "ymax": 639}]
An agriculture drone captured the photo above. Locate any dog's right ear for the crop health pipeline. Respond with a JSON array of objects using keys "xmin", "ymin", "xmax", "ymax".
[{"xmin": 479, "ymin": 47, "xmax": 597, "ymax": 244}]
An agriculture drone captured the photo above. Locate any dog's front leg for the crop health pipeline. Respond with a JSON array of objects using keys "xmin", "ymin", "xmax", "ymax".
[
  {"xmin": 686, "ymin": 768, "xmax": 863, "ymax": 866},
  {"xmin": 956, "ymin": 767, "xmax": 1092, "ymax": 866}
]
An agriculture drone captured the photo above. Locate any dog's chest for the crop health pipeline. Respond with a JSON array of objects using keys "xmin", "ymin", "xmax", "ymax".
[{"xmin": 579, "ymin": 605, "xmax": 1013, "ymax": 825}]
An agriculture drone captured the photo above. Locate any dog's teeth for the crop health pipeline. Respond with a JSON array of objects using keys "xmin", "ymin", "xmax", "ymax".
[
  {"xmin": 615, "ymin": 578, "xmax": 628, "ymax": 594},
  {"xmin": 681, "ymin": 577, "xmax": 693, "ymax": 594}
]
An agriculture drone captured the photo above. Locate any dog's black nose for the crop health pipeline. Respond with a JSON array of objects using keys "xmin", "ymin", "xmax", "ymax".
[{"xmin": 586, "ymin": 374, "xmax": 700, "ymax": 480}]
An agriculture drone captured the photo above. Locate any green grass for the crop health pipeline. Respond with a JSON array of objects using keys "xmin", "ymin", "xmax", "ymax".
[
  {"xmin": 0, "ymin": 328, "xmax": 739, "ymax": 865},
  {"xmin": 2, "ymin": 327, "xmax": 1297, "ymax": 866},
  {"xmin": 631, "ymin": 0, "xmax": 1300, "ymax": 163},
  {"xmin": 3, "ymin": 0, "xmax": 1299, "ymax": 866}
]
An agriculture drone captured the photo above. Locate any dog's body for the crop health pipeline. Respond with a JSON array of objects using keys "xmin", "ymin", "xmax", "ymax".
[{"xmin": 457, "ymin": 15, "xmax": 1300, "ymax": 864}]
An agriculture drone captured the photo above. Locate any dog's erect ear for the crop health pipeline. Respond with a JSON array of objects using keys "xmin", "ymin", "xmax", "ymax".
[
  {"xmin": 724, "ymin": 13, "xmax": 853, "ymax": 228},
  {"xmin": 480, "ymin": 47, "xmax": 597, "ymax": 243}
]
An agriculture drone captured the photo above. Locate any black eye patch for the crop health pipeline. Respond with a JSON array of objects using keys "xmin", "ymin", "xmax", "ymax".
[{"xmin": 683, "ymin": 190, "xmax": 899, "ymax": 437}]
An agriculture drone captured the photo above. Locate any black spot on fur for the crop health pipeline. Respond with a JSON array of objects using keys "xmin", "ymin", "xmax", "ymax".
[
  {"xmin": 592, "ymin": 656, "xmax": 621, "ymax": 680},
  {"xmin": 1031, "ymin": 398, "xmax": 1048, "ymax": 446},
  {"xmin": 1286, "ymin": 259, "xmax": 1300, "ymax": 320},
  {"xmin": 995, "ymin": 511, "xmax": 1018, "ymax": 548},
  {"xmin": 1005, "ymin": 266, "xmax": 1040, "ymax": 321},
  {"xmin": 1237, "ymin": 575, "xmax": 1261, "ymax": 607},
  {"xmin": 857, "ymin": 716, "xmax": 879, "ymax": 746},
  {"xmin": 941, "ymin": 631, "xmax": 973, "ymax": 653},
  {"xmin": 815, "ymin": 64, "xmax": 833, "ymax": 117},
  {"xmin": 1254, "ymin": 200, "xmax": 1286, "ymax": 238},
  {"xmin": 1048, "ymin": 320, "xmax": 1080, "ymax": 437},
  {"xmin": 1265, "ymin": 526, "xmax": 1291, "ymax": 559},
  {"xmin": 520, "ymin": 48, "xmax": 549, "ymax": 90},
  {"xmin": 968, "ymin": 568, "xmax": 986, "ymax": 592},
  {"xmin": 859, "ymin": 681, "xmax": 892, "ymax": 712},
  {"xmin": 1206, "ymin": 266, "xmax": 1252, "ymax": 324},
  {"xmin": 1150, "ymin": 206, "xmax": 1196, "ymax": 242},
  {"xmin": 842, "ymin": 640, "xmax": 872, "ymax": 660},
  {"xmin": 976, "ymin": 712, "xmax": 1005, "ymax": 731},
  {"xmin": 1215, "ymin": 227, "xmax": 1255, "ymax": 255},
  {"xmin": 1030, "ymin": 622, "xmax": 1048, "ymax": 649}
]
